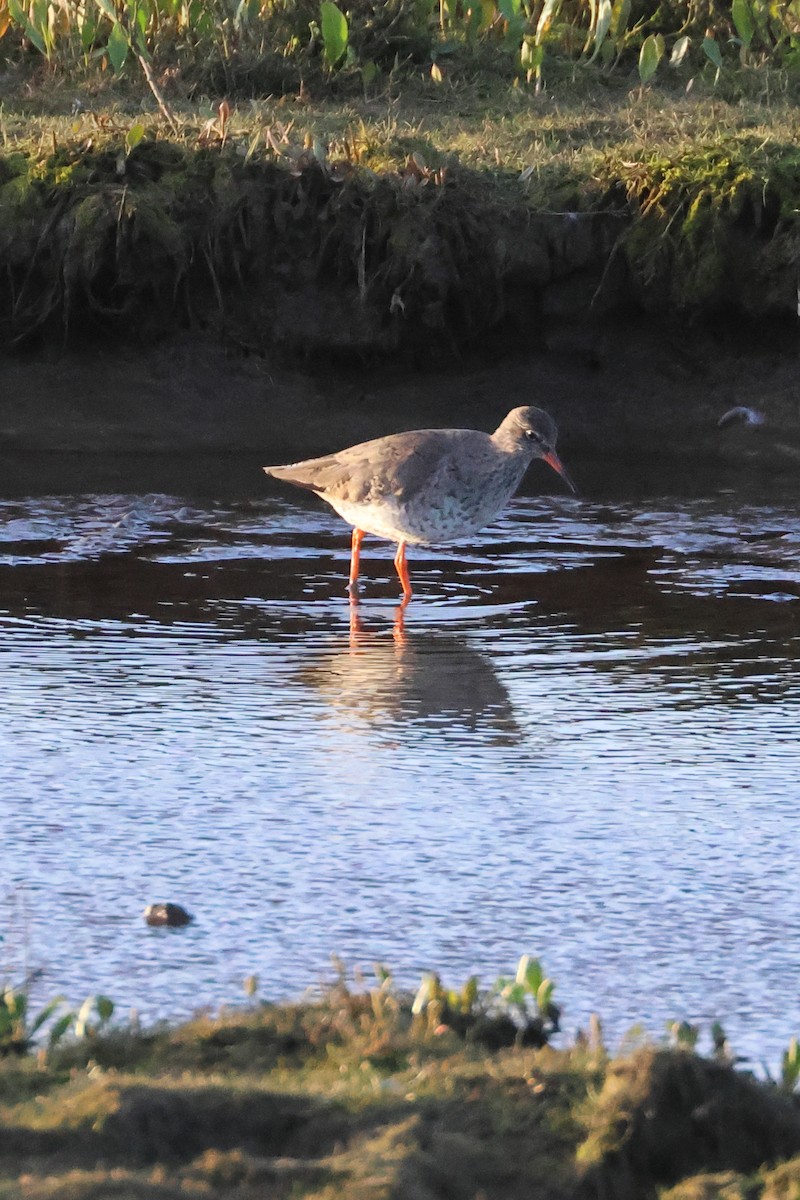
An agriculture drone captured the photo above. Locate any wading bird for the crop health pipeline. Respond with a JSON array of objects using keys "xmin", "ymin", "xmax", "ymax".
[{"xmin": 264, "ymin": 405, "xmax": 575, "ymax": 602}]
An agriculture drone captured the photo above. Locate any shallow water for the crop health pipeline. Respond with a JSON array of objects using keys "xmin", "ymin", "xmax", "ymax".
[{"xmin": 1, "ymin": 459, "xmax": 799, "ymax": 1064}]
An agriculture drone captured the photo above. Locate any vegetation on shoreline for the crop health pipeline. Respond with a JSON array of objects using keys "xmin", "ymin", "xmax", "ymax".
[
  {"xmin": 2, "ymin": 0, "xmax": 800, "ymax": 356},
  {"xmin": 2, "ymin": 75, "xmax": 800, "ymax": 356},
  {"xmin": 4, "ymin": 0, "xmax": 800, "ymax": 103},
  {"xmin": 5, "ymin": 962, "xmax": 800, "ymax": 1198}
]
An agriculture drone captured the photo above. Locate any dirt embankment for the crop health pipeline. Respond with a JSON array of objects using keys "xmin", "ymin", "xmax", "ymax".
[
  {"xmin": 2, "ymin": 131, "xmax": 800, "ymax": 362},
  {"xmin": 2, "ymin": 318, "xmax": 799, "ymax": 494},
  {"xmin": 2, "ymin": 135, "xmax": 800, "ymax": 475}
]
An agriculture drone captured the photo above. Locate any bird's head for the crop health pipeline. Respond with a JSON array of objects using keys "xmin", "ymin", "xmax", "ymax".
[{"xmin": 495, "ymin": 406, "xmax": 576, "ymax": 494}]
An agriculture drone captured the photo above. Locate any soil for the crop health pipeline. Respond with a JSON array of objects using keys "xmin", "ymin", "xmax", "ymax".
[{"xmin": 2, "ymin": 318, "xmax": 799, "ymax": 497}]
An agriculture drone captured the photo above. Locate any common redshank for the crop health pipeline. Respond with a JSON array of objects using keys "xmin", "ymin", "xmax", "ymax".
[{"xmin": 263, "ymin": 405, "xmax": 574, "ymax": 601}]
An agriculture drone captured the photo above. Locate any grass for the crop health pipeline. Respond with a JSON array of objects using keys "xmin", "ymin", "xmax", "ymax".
[
  {"xmin": 2, "ymin": 37, "xmax": 800, "ymax": 355},
  {"xmin": 4, "ymin": 974, "xmax": 800, "ymax": 1199},
  {"xmin": 5, "ymin": 58, "xmax": 800, "ymax": 182}
]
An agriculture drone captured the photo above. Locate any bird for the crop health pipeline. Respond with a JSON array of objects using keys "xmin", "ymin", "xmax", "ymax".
[{"xmin": 263, "ymin": 405, "xmax": 575, "ymax": 602}]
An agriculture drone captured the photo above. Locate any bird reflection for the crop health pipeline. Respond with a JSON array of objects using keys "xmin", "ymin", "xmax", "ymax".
[{"xmin": 294, "ymin": 604, "xmax": 521, "ymax": 743}]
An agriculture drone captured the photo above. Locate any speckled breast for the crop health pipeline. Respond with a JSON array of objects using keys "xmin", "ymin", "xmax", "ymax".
[{"xmin": 328, "ymin": 460, "xmax": 527, "ymax": 545}]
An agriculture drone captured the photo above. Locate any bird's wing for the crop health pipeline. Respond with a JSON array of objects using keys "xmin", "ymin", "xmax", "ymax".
[
  {"xmin": 264, "ymin": 454, "xmax": 357, "ymax": 495},
  {"xmin": 265, "ymin": 430, "xmax": 478, "ymax": 504}
]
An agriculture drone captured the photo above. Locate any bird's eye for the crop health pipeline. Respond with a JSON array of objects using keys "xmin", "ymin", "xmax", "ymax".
[{"xmin": 525, "ymin": 429, "xmax": 543, "ymax": 444}]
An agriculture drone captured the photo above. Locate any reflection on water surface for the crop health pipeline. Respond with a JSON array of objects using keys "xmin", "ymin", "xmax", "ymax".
[{"xmin": 1, "ymin": 479, "xmax": 799, "ymax": 1063}]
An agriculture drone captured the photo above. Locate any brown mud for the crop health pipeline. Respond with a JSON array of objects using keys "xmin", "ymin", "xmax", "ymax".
[{"xmin": 2, "ymin": 318, "xmax": 799, "ymax": 493}]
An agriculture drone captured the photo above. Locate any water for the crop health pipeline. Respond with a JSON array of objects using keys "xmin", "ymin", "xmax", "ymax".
[{"xmin": 1, "ymin": 461, "xmax": 799, "ymax": 1065}]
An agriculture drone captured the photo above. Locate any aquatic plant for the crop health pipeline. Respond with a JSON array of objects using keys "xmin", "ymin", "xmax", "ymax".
[
  {"xmin": 781, "ymin": 1036, "xmax": 800, "ymax": 1092},
  {"xmin": 0, "ymin": 986, "xmax": 69, "ymax": 1055},
  {"xmin": 412, "ymin": 953, "xmax": 561, "ymax": 1046},
  {"xmin": 0, "ymin": 985, "xmax": 114, "ymax": 1055}
]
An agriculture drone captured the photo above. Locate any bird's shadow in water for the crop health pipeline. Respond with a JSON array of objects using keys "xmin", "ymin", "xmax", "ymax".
[{"xmin": 292, "ymin": 603, "xmax": 522, "ymax": 746}]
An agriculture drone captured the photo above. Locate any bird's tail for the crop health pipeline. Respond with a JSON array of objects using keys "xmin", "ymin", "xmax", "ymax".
[{"xmin": 263, "ymin": 455, "xmax": 348, "ymax": 494}]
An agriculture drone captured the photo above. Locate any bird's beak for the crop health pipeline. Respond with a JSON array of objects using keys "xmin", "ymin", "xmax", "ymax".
[{"xmin": 542, "ymin": 450, "xmax": 577, "ymax": 495}]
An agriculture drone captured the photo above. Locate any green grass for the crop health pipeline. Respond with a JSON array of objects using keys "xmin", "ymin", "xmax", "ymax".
[{"xmin": 4, "ymin": 979, "xmax": 800, "ymax": 1199}]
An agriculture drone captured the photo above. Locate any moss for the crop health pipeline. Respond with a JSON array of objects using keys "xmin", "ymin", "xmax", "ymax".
[
  {"xmin": 599, "ymin": 137, "xmax": 800, "ymax": 313},
  {"xmin": 660, "ymin": 1172, "xmax": 755, "ymax": 1199}
]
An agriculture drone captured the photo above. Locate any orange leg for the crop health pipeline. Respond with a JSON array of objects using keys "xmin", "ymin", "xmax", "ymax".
[
  {"xmin": 349, "ymin": 602, "xmax": 364, "ymax": 646},
  {"xmin": 348, "ymin": 527, "xmax": 365, "ymax": 598},
  {"xmin": 394, "ymin": 540, "xmax": 413, "ymax": 602},
  {"xmin": 392, "ymin": 602, "xmax": 408, "ymax": 645}
]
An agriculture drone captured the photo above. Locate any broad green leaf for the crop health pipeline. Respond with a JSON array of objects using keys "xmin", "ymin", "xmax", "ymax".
[
  {"xmin": 49, "ymin": 1012, "xmax": 75, "ymax": 1046},
  {"xmin": 702, "ymin": 34, "xmax": 723, "ymax": 68},
  {"xmin": 80, "ymin": 11, "xmax": 98, "ymax": 51},
  {"xmin": 464, "ymin": 0, "xmax": 483, "ymax": 37},
  {"xmin": 536, "ymin": 978, "xmax": 554, "ymax": 1013},
  {"xmin": 587, "ymin": 0, "xmax": 612, "ymax": 62},
  {"xmin": 17, "ymin": 8, "xmax": 46, "ymax": 53},
  {"xmin": 498, "ymin": 0, "xmax": 521, "ymax": 19},
  {"xmin": 74, "ymin": 994, "xmax": 96, "ymax": 1039},
  {"xmin": 516, "ymin": 954, "xmax": 537, "ymax": 989},
  {"xmin": 94, "ymin": 0, "xmax": 119, "ymax": 21},
  {"xmin": 361, "ymin": 59, "xmax": 378, "ymax": 86},
  {"xmin": 461, "ymin": 975, "xmax": 479, "ymax": 1012},
  {"xmin": 504, "ymin": 982, "xmax": 527, "ymax": 1006},
  {"xmin": 610, "ymin": 0, "xmax": 630, "ymax": 43},
  {"xmin": 525, "ymin": 959, "xmax": 544, "ymax": 992},
  {"xmin": 29, "ymin": 996, "xmax": 66, "ymax": 1035},
  {"xmin": 412, "ymin": 973, "xmax": 435, "ymax": 1015},
  {"xmin": 320, "ymin": 0, "xmax": 348, "ymax": 67},
  {"xmin": 31, "ymin": 0, "xmax": 47, "ymax": 35},
  {"xmin": 4, "ymin": 988, "xmax": 25, "ymax": 1019},
  {"xmin": 669, "ymin": 33, "xmax": 690, "ymax": 66},
  {"xmin": 535, "ymin": 0, "xmax": 560, "ymax": 42},
  {"xmin": 526, "ymin": 41, "xmax": 544, "ymax": 72},
  {"xmin": 638, "ymin": 31, "xmax": 664, "ymax": 82},
  {"xmin": 732, "ymin": 0, "xmax": 754, "ymax": 47},
  {"xmin": 96, "ymin": 995, "xmax": 114, "ymax": 1023},
  {"xmin": 107, "ymin": 19, "xmax": 129, "ymax": 71},
  {"xmin": 6, "ymin": 0, "xmax": 23, "ymax": 26},
  {"xmin": 126, "ymin": 122, "xmax": 145, "ymax": 149}
]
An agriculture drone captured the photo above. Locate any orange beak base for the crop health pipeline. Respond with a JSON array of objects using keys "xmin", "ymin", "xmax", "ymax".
[{"xmin": 542, "ymin": 450, "xmax": 577, "ymax": 494}]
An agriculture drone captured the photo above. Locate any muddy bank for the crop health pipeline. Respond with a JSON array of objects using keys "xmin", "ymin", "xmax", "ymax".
[
  {"xmin": 2, "ymin": 130, "xmax": 800, "ymax": 486},
  {"xmin": 2, "ymin": 131, "xmax": 800, "ymax": 364},
  {"xmin": 2, "ymin": 320, "xmax": 799, "ymax": 498}
]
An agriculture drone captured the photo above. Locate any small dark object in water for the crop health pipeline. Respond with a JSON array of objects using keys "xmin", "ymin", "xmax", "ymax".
[
  {"xmin": 718, "ymin": 406, "xmax": 766, "ymax": 429},
  {"xmin": 143, "ymin": 902, "xmax": 193, "ymax": 927}
]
